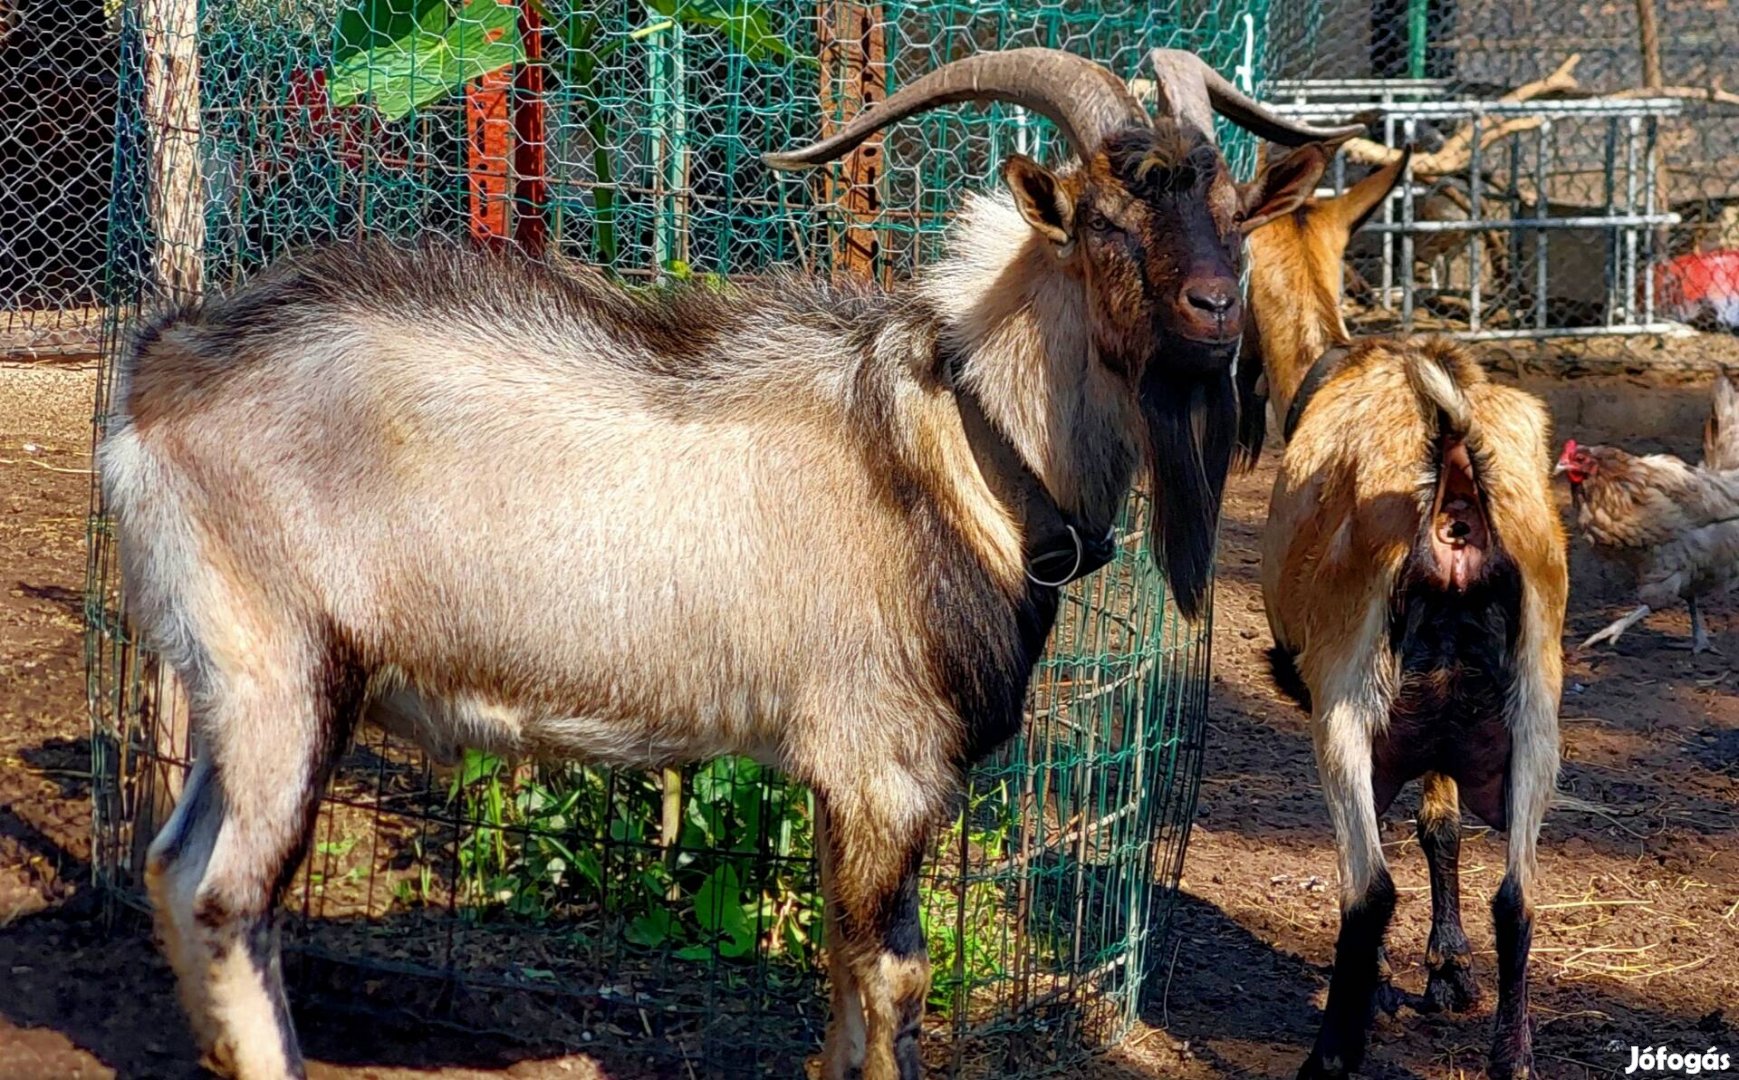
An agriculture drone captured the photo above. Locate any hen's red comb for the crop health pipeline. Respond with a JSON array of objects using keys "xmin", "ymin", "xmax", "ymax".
[{"xmin": 1559, "ymin": 438, "xmax": 1579, "ymax": 461}]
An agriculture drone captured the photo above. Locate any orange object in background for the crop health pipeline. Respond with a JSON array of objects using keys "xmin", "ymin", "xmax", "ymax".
[{"xmin": 1655, "ymin": 249, "xmax": 1739, "ymax": 330}]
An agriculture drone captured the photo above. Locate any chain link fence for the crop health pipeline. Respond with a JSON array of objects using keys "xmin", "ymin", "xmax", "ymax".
[
  {"xmin": 1268, "ymin": 0, "xmax": 1739, "ymax": 336},
  {"xmin": 0, "ymin": 0, "xmax": 115, "ymax": 358}
]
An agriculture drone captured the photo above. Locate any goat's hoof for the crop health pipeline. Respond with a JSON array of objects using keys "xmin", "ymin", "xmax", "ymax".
[
  {"xmin": 1374, "ymin": 979, "xmax": 1406, "ymax": 1019},
  {"xmin": 1489, "ymin": 1027, "xmax": 1534, "ymax": 1080},
  {"xmin": 1488, "ymin": 1056, "xmax": 1532, "ymax": 1080},
  {"xmin": 1298, "ymin": 1053, "xmax": 1352, "ymax": 1080},
  {"xmin": 1419, "ymin": 962, "xmax": 1482, "ymax": 1014}
]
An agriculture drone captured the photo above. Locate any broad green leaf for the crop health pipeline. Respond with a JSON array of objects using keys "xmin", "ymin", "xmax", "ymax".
[
  {"xmin": 692, "ymin": 864, "xmax": 740, "ymax": 934},
  {"xmin": 328, "ymin": 0, "xmax": 525, "ymax": 122},
  {"xmin": 645, "ymin": 0, "xmax": 796, "ymax": 66},
  {"xmin": 441, "ymin": 0, "xmax": 527, "ymax": 92},
  {"xmin": 333, "ymin": 0, "xmax": 446, "ymax": 69},
  {"xmin": 329, "ymin": 0, "xmax": 449, "ymax": 112},
  {"xmin": 626, "ymin": 908, "xmax": 672, "ymax": 947}
]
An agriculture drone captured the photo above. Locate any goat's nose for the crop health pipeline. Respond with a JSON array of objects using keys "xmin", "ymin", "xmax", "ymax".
[
  {"xmin": 1175, "ymin": 277, "xmax": 1241, "ymax": 343},
  {"xmin": 1185, "ymin": 280, "xmax": 1237, "ymax": 318}
]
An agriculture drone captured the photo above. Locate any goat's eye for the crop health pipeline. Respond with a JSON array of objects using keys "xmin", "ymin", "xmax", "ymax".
[{"xmin": 1083, "ymin": 210, "xmax": 1113, "ymax": 234}]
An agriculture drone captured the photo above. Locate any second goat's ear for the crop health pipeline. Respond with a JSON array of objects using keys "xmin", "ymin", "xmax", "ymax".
[
  {"xmin": 1238, "ymin": 143, "xmax": 1331, "ymax": 235},
  {"xmin": 1004, "ymin": 154, "xmax": 1075, "ymax": 248},
  {"xmin": 1324, "ymin": 144, "xmax": 1414, "ymax": 236}
]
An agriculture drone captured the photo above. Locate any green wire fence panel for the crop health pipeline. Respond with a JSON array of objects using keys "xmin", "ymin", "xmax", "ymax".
[{"xmin": 88, "ymin": 0, "xmax": 1273, "ymax": 1074}]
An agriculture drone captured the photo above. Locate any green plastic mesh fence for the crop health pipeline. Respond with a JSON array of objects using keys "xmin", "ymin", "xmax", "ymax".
[{"xmin": 87, "ymin": 2, "xmax": 1277, "ymax": 1075}]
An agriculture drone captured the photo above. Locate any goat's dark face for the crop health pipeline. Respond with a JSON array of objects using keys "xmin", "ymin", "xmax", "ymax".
[
  {"xmin": 1000, "ymin": 125, "xmax": 1330, "ymax": 616},
  {"xmin": 1003, "ymin": 124, "xmax": 1330, "ymax": 376}
]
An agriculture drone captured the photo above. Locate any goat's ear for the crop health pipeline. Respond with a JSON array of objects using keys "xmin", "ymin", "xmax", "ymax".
[
  {"xmin": 1237, "ymin": 143, "xmax": 1331, "ymax": 235},
  {"xmin": 1322, "ymin": 144, "xmax": 1413, "ymax": 236},
  {"xmin": 1003, "ymin": 155, "xmax": 1075, "ymax": 248}
]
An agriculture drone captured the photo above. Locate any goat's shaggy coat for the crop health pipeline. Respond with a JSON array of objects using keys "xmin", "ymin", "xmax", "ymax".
[
  {"xmin": 1263, "ymin": 340, "xmax": 1567, "ymax": 1080},
  {"xmin": 103, "ymin": 43, "xmax": 1361, "ymax": 1079},
  {"xmin": 1242, "ymin": 160, "xmax": 1568, "ymax": 1080}
]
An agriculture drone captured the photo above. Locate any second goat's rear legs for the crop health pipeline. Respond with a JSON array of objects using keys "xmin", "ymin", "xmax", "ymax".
[{"xmin": 1416, "ymin": 772, "xmax": 1481, "ymax": 1013}]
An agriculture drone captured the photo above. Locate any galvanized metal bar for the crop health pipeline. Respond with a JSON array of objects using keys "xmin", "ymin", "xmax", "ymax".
[
  {"xmin": 1468, "ymin": 110, "xmax": 1483, "ymax": 334},
  {"xmin": 1381, "ymin": 112, "xmax": 1396, "ymax": 311},
  {"xmin": 1644, "ymin": 114, "xmax": 1660, "ymax": 325},
  {"xmin": 1602, "ymin": 116, "xmax": 1618, "ymax": 326},
  {"xmin": 1509, "ymin": 128, "xmax": 1523, "ymax": 331},
  {"xmin": 1361, "ymin": 213, "xmax": 1679, "ymax": 233},
  {"xmin": 1534, "ymin": 119, "xmax": 1550, "ymax": 331},
  {"xmin": 1270, "ymin": 98, "xmax": 1685, "ymax": 118},
  {"xmin": 1401, "ymin": 116, "xmax": 1416, "ymax": 328},
  {"xmin": 1460, "ymin": 322, "xmax": 1689, "ymax": 341},
  {"xmin": 1624, "ymin": 115, "xmax": 1640, "ymax": 333}
]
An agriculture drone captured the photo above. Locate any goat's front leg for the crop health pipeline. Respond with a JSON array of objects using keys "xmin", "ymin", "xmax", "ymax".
[
  {"xmin": 1416, "ymin": 772, "xmax": 1480, "ymax": 1013},
  {"xmin": 815, "ymin": 785, "xmax": 933, "ymax": 1080},
  {"xmin": 1300, "ymin": 698, "xmax": 1395, "ymax": 1080},
  {"xmin": 817, "ymin": 804, "xmax": 867, "ymax": 1079}
]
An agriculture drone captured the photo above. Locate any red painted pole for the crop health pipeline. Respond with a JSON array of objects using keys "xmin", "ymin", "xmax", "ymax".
[{"xmin": 513, "ymin": 2, "xmax": 549, "ymax": 257}]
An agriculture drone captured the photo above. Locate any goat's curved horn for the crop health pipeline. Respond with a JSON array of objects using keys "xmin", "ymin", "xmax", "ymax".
[
  {"xmin": 764, "ymin": 47, "xmax": 1146, "ymax": 170},
  {"xmin": 1146, "ymin": 48, "xmax": 1368, "ymax": 146}
]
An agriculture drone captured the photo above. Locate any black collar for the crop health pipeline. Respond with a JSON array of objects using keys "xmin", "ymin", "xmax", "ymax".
[
  {"xmin": 952, "ymin": 381, "xmax": 1118, "ymax": 589},
  {"xmin": 1282, "ymin": 343, "xmax": 1354, "ymax": 442}
]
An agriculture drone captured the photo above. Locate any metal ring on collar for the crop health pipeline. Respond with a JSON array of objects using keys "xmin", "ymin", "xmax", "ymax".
[{"xmin": 1025, "ymin": 524, "xmax": 1083, "ymax": 588}]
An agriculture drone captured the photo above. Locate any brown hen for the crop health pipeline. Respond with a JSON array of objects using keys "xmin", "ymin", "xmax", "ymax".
[{"xmin": 1556, "ymin": 419, "xmax": 1739, "ymax": 652}]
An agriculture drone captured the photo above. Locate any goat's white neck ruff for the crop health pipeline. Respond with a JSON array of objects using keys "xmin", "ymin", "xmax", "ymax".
[{"xmin": 919, "ymin": 191, "xmax": 1116, "ymax": 523}]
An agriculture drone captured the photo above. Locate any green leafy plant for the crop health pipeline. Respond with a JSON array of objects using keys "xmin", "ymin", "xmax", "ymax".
[
  {"xmin": 327, "ymin": 0, "xmax": 801, "ymax": 263},
  {"xmin": 328, "ymin": 0, "xmax": 526, "ymax": 121},
  {"xmin": 433, "ymin": 748, "xmax": 1024, "ymax": 1018},
  {"xmin": 919, "ymin": 785, "xmax": 1020, "ymax": 1010},
  {"xmin": 439, "ymin": 750, "xmax": 817, "ymax": 963}
]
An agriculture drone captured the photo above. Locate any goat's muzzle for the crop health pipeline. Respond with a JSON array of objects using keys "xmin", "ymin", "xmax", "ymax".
[{"xmin": 1175, "ymin": 275, "xmax": 1242, "ymax": 346}]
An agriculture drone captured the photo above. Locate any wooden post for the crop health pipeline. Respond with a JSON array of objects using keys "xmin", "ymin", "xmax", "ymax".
[
  {"xmin": 128, "ymin": 656, "xmax": 193, "ymax": 878},
  {"xmin": 142, "ymin": 0, "xmax": 203, "ymax": 302},
  {"xmin": 513, "ymin": 2, "xmax": 549, "ymax": 257},
  {"xmin": 132, "ymin": 0, "xmax": 202, "ymax": 876},
  {"xmin": 1634, "ymin": 0, "xmax": 1670, "ymax": 263},
  {"xmin": 816, "ymin": 0, "xmax": 887, "ymax": 284},
  {"xmin": 1635, "ymin": 0, "xmax": 1663, "ymax": 90}
]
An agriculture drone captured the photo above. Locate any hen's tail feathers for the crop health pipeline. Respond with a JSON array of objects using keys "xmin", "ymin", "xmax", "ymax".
[
  {"xmin": 1703, "ymin": 367, "xmax": 1739, "ymax": 472},
  {"xmin": 1404, "ymin": 347, "xmax": 1475, "ymax": 442}
]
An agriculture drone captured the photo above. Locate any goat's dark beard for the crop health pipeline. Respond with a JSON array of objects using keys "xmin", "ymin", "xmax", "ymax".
[{"xmin": 1141, "ymin": 368, "xmax": 1235, "ymax": 621}]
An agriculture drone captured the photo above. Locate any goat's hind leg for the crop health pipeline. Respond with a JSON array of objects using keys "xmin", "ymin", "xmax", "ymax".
[
  {"xmin": 1486, "ymin": 691, "xmax": 1557, "ymax": 1080},
  {"xmin": 1416, "ymin": 772, "xmax": 1480, "ymax": 1013},
  {"xmin": 1300, "ymin": 696, "xmax": 1395, "ymax": 1080},
  {"xmin": 147, "ymin": 657, "xmax": 355, "ymax": 1080}
]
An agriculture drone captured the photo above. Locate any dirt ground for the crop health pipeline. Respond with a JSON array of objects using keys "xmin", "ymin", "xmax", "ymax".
[{"xmin": 2, "ymin": 340, "xmax": 1736, "ymax": 1079}]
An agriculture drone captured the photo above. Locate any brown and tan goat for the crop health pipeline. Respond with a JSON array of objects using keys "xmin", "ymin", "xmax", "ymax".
[
  {"xmin": 1244, "ymin": 163, "xmax": 1569, "ymax": 1079},
  {"xmin": 99, "ymin": 47, "xmax": 1359, "ymax": 1080}
]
